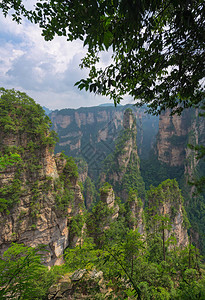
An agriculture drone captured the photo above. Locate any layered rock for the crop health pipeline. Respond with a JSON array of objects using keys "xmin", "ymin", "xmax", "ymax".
[
  {"xmin": 50, "ymin": 105, "xmax": 159, "ymax": 177},
  {"xmin": 100, "ymin": 108, "xmax": 145, "ymax": 200},
  {"xmin": 0, "ymin": 91, "xmax": 84, "ymax": 266},
  {"xmin": 156, "ymin": 109, "xmax": 192, "ymax": 166},
  {"xmin": 184, "ymin": 109, "xmax": 205, "ymax": 190},
  {"xmin": 83, "ymin": 176, "xmax": 97, "ymax": 210},
  {"xmin": 125, "ymin": 190, "xmax": 145, "ymax": 235},
  {"xmin": 100, "ymin": 184, "xmax": 119, "ymax": 223},
  {"xmin": 48, "ymin": 269, "xmax": 105, "ymax": 299},
  {"xmin": 86, "ymin": 183, "xmax": 119, "ymax": 247},
  {"xmin": 147, "ymin": 179, "xmax": 189, "ymax": 248}
]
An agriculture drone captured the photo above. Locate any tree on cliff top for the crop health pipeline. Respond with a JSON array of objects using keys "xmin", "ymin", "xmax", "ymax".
[{"xmin": 0, "ymin": 0, "xmax": 204, "ymax": 114}]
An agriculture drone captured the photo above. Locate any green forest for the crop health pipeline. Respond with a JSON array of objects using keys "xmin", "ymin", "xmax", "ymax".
[
  {"xmin": 0, "ymin": 89, "xmax": 205, "ymax": 299},
  {"xmin": 0, "ymin": 0, "xmax": 204, "ymax": 298}
]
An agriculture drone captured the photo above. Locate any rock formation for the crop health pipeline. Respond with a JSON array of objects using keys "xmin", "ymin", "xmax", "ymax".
[
  {"xmin": 125, "ymin": 190, "xmax": 145, "ymax": 235},
  {"xmin": 0, "ymin": 91, "xmax": 84, "ymax": 266},
  {"xmin": 50, "ymin": 105, "xmax": 159, "ymax": 177},
  {"xmin": 156, "ymin": 109, "xmax": 192, "ymax": 166},
  {"xmin": 147, "ymin": 179, "xmax": 189, "ymax": 248},
  {"xmin": 48, "ymin": 269, "xmax": 105, "ymax": 299},
  {"xmin": 100, "ymin": 108, "xmax": 145, "ymax": 200},
  {"xmin": 86, "ymin": 183, "xmax": 119, "ymax": 247},
  {"xmin": 100, "ymin": 183, "xmax": 119, "ymax": 223}
]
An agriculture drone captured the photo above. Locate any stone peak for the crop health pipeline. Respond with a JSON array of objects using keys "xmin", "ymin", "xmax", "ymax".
[{"xmin": 123, "ymin": 108, "xmax": 135, "ymax": 130}]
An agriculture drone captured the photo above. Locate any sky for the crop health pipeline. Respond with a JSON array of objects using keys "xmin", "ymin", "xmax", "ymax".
[{"xmin": 0, "ymin": 6, "xmax": 134, "ymax": 111}]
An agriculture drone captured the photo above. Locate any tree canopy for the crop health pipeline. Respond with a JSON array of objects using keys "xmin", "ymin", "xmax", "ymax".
[{"xmin": 0, "ymin": 0, "xmax": 204, "ymax": 114}]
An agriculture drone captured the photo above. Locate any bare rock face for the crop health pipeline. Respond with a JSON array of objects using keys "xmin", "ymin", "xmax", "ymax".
[
  {"xmin": 48, "ymin": 269, "xmax": 105, "ymax": 300},
  {"xmin": 156, "ymin": 109, "xmax": 192, "ymax": 166},
  {"xmin": 0, "ymin": 94, "xmax": 84, "ymax": 266},
  {"xmin": 147, "ymin": 179, "xmax": 189, "ymax": 248},
  {"xmin": 100, "ymin": 184, "xmax": 119, "ymax": 221},
  {"xmin": 184, "ymin": 109, "xmax": 205, "ymax": 191},
  {"xmin": 101, "ymin": 108, "xmax": 145, "ymax": 201},
  {"xmin": 0, "ymin": 147, "xmax": 84, "ymax": 267},
  {"xmin": 50, "ymin": 106, "xmax": 159, "ymax": 166}
]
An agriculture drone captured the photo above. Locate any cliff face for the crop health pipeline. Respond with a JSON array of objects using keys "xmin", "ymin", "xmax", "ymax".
[
  {"xmin": 0, "ymin": 90, "xmax": 84, "ymax": 266},
  {"xmin": 50, "ymin": 105, "xmax": 158, "ymax": 177},
  {"xmin": 125, "ymin": 190, "xmax": 145, "ymax": 235},
  {"xmin": 147, "ymin": 179, "xmax": 189, "ymax": 248},
  {"xmin": 156, "ymin": 109, "xmax": 192, "ymax": 166},
  {"xmin": 101, "ymin": 108, "xmax": 145, "ymax": 200},
  {"xmin": 184, "ymin": 110, "xmax": 205, "ymax": 186},
  {"xmin": 100, "ymin": 184, "xmax": 119, "ymax": 222},
  {"xmin": 156, "ymin": 108, "xmax": 205, "ymax": 170},
  {"xmin": 86, "ymin": 183, "xmax": 119, "ymax": 247}
]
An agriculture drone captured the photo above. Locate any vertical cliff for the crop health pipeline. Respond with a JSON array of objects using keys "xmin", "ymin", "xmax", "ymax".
[
  {"xmin": 86, "ymin": 183, "xmax": 119, "ymax": 247},
  {"xmin": 156, "ymin": 109, "xmax": 192, "ymax": 166},
  {"xmin": 100, "ymin": 108, "xmax": 145, "ymax": 200},
  {"xmin": 50, "ymin": 105, "xmax": 158, "ymax": 178},
  {"xmin": 125, "ymin": 190, "xmax": 145, "ymax": 235},
  {"xmin": 0, "ymin": 89, "xmax": 84, "ymax": 266},
  {"xmin": 147, "ymin": 179, "xmax": 189, "ymax": 248},
  {"xmin": 154, "ymin": 108, "xmax": 205, "ymax": 253}
]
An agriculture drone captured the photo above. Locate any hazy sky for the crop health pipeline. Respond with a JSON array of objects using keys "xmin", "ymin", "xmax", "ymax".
[{"xmin": 0, "ymin": 7, "xmax": 133, "ymax": 110}]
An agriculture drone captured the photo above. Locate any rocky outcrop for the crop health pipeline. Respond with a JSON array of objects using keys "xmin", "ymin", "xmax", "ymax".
[
  {"xmin": 125, "ymin": 191, "xmax": 145, "ymax": 235},
  {"xmin": 100, "ymin": 108, "xmax": 145, "ymax": 200},
  {"xmin": 83, "ymin": 176, "xmax": 97, "ymax": 210},
  {"xmin": 86, "ymin": 183, "xmax": 119, "ymax": 247},
  {"xmin": 147, "ymin": 179, "xmax": 189, "ymax": 248},
  {"xmin": 184, "ymin": 109, "xmax": 205, "ymax": 190},
  {"xmin": 100, "ymin": 184, "xmax": 119, "ymax": 222},
  {"xmin": 48, "ymin": 269, "xmax": 106, "ymax": 300},
  {"xmin": 0, "ymin": 94, "xmax": 84, "ymax": 266},
  {"xmin": 51, "ymin": 105, "xmax": 159, "ymax": 177},
  {"xmin": 156, "ymin": 109, "xmax": 192, "ymax": 166},
  {"xmin": 75, "ymin": 158, "xmax": 88, "ymax": 183}
]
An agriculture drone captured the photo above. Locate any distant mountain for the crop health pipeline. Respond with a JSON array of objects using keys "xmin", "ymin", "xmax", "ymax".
[
  {"xmin": 43, "ymin": 106, "xmax": 52, "ymax": 115},
  {"xmin": 99, "ymin": 103, "xmax": 123, "ymax": 107}
]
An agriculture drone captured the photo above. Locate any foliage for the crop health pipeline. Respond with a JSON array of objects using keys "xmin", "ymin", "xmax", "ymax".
[
  {"xmin": 102, "ymin": 114, "xmax": 145, "ymax": 199},
  {"xmin": 122, "ymin": 152, "xmax": 146, "ymax": 199},
  {"xmin": 99, "ymin": 182, "xmax": 112, "ymax": 194},
  {"xmin": 1, "ymin": 1, "xmax": 204, "ymax": 113},
  {"xmin": 86, "ymin": 198, "xmax": 115, "ymax": 248},
  {"xmin": 141, "ymin": 150, "xmax": 185, "ymax": 190},
  {"xmin": 74, "ymin": 156, "xmax": 88, "ymax": 175},
  {"xmin": 0, "ymin": 153, "xmax": 21, "ymax": 170},
  {"xmin": 64, "ymin": 216, "xmax": 205, "ymax": 300},
  {"xmin": 146, "ymin": 179, "xmax": 189, "ymax": 226},
  {"xmin": 0, "ymin": 153, "xmax": 23, "ymax": 213},
  {"xmin": 64, "ymin": 237, "xmax": 100, "ymax": 272},
  {"xmin": 69, "ymin": 213, "xmax": 85, "ymax": 240},
  {"xmin": 83, "ymin": 176, "xmax": 97, "ymax": 209},
  {"xmin": 0, "ymin": 88, "xmax": 59, "ymax": 212},
  {"xmin": 0, "ymin": 88, "xmax": 57, "ymax": 147},
  {"xmin": 60, "ymin": 153, "xmax": 79, "ymax": 182},
  {"xmin": 0, "ymin": 243, "xmax": 57, "ymax": 299}
]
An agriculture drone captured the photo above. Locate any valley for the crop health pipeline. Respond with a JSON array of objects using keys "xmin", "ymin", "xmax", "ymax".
[{"xmin": 0, "ymin": 88, "xmax": 205, "ymax": 299}]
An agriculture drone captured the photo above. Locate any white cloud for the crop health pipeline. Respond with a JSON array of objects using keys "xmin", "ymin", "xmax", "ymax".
[{"xmin": 0, "ymin": 11, "xmax": 132, "ymax": 110}]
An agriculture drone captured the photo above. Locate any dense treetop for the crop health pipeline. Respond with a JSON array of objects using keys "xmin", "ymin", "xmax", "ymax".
[
  {"xmin": 0, "ymin": 88, "xmax": 57, "ymax": 146},
  {"xmin": 0, "ymin": 0, "xmax": 204, "ymax": 114}
]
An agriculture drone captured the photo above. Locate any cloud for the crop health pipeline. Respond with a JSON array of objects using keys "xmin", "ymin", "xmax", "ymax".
[{"xmin": 0, "ymin": 11, "xmax": 132, "ymax": 110}]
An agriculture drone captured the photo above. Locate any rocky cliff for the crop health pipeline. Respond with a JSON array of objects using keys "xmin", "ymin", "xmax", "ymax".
[
  {"xmin": 86, "ymin": 183, "xmax": 119, "ymax": 247},
  {"xmin": 50, "ymin": 105, "xmax": 158, "ymax": 177},
  {"xmin": 0, "ymin": 89, "xmax": 84, "ymax": 266},
  {"xmin": 125, "ymin": 190, "xmax": 145, "ymax": 235},
  {"xmin": 147, "ymin": 179, "xmax": 189, "ymax": 248},
  {"xmin": 100, "ymin": 108, "xmax": 145, "ymax": 200},
  {"xmin": 156, "ymin": 109, "xmax": 192, "ymax": 166}
]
